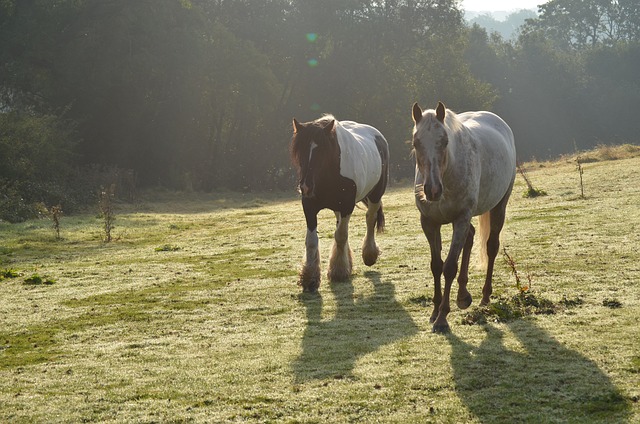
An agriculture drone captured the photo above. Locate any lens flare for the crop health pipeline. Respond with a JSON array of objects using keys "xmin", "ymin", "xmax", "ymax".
[
  {"xmin": 307, "ymin": 58, "xmax": 319, "ymax": 67},
  {"xmin": 310, "ymin": 103, "xmax": 321, "ymax": 111},
  {"xmin": 306, "ymin": 33, "xmax": 318, "ymax": 42}
]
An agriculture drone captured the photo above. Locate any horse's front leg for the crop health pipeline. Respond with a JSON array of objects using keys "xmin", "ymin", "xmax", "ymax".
[
  {"xmin": 362, "ymin": 200, "xmax": 381, "ymax": 266},
  {"xmin": 433, "ymin": 215, "xmax": 471, "ymax": 333},
  {"xmin": 421, "ymin": 215, "xmax": 442, "ymax": 325},
  {"xmin": 300, "ymin": 201, "xmax": 321, "ymax": 292},
  {"xmin": 327, "ymin": 212, "xmax": 353, "ymax": 282}
]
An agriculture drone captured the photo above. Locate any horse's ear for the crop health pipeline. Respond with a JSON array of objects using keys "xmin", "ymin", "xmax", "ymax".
[
  {"xmin": 412, "ymin": 103, "xmax": 423, "ymax": 124},
  {"xmin": 322, "ymin": 119, "xmax": 335, "ymax": 134},
  {"xmin": 436, "ymin": 102, "xmax": 446, "ymax": 123},
  {"xmin": 292, "ymin": 118, "xmax": 303, "ymax": 134}
]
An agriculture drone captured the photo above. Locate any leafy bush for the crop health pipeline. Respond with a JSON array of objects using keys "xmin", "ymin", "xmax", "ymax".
[
  {"xmin": 0, "ymin": 268, "xmax": 20, "ymax": 281},
  {"xmin": 0, "ymin": 111, "xmax": 78, "ymax": 222},
  {"xmin": 0, "ymin": 182, "xmax": 39, "ymax": 223}
]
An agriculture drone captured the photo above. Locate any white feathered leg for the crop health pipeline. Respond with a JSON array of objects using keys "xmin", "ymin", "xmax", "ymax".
[
  {"xmin": 300, "ymin": 227, "xmax": 321, "ymax": 292},
  {"xmin": 328, "ymin": 213, "xmax": 352, "ymax": 281}
]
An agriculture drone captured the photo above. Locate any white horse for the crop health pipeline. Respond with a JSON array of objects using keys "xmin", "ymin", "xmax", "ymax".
[{"xmin": 411, "ymin": 102, "xmax": 516, "ymax": 333}]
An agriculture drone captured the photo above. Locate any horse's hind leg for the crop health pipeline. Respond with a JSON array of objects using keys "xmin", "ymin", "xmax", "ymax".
[
  {"xmin": 362, "ymin": 200, "xmax": 382, "ymax": 266},
  {"xmin": 328, "ymin": 212, "xmax": 353, "ymax": 281},
  {"xmin": 481, "ymin": 187, "xmax": 513, "ymax": 305},
  {"xmin": 456, "ymin": 224, "xmax": 475, "ymax": 310}
]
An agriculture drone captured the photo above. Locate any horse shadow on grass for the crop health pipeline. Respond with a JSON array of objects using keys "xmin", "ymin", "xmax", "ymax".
[
  {"xmin": 447, "ymin": 320, "xmax": 631, "ymax": 423},
  {"xmin": 292, "ymin": 271, "xmax": 418, "ymax": 383}
]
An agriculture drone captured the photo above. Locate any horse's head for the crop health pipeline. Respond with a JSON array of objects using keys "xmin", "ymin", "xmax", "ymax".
[
  {"xmin": 412, "ymin": 102, "xmax": 449, "ymax": 202},
  {"xmin": 290, "ymin": 116, "xmax": 338, "ymax": 198}
]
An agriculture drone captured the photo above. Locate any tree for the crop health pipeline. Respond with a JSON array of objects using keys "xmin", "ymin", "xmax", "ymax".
[
  {"xmin": 522, "ymin": 0, "xmax": 640, "ymax": 49},
  {"xmin": 581, "ymin": 42, "xmax": 640, "ymax": 142},
  {"xmin": 10, "ymin": 0, "xmax": 619, "ymax": 204},
  {"xmin": 468, "ymin": 9, "xmax": 537, "ymax": 40}
]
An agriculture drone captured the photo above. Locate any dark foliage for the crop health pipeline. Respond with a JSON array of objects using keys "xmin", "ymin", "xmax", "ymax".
[{"xmin": 1, "ymin": 0, "xmax": 639, "ymax": 220}]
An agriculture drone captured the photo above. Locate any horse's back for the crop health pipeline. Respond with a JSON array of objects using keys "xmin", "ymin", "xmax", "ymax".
[
  {"xmin": 459, "ymin": 111, "xmax": 516, "ymax": 214},
  {"xmin": 336, "ymin": 121, "xmax": 388, "ymax": 202},
  {"xmin": 460, "ymin": 111, "xmax": 513, "ymax": 143}
]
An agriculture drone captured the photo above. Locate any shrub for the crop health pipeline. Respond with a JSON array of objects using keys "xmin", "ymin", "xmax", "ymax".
[{"xmin": 0, "ymin": 111, "xmax": 78, "ymax": 222}]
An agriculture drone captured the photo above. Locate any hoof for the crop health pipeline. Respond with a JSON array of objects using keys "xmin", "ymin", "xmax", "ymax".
[
  {"xmin": 429, "ymin": 309, "xmax": 439, "ymax": 324},
  {"xmin": 456, "ymin": 292, "xmax": 473, "ymax": 310},
  {"xmin": 300, "ymin": 279, "xmax": 320, "ymax": 293},
  {"xmin": 362, "ymin": 246, "xmax": 380, "ymax": 267},
  {"xmin": 363, "ymin": 256, "xmax": 378, "ymax": 267},
  {"xmin": 432, "ymin": 323, "xmax": 450, "ymax": 334},
  {"xmin": 300, "ymin": 262, "xmax": 321, "ymax": 293},
  {"xmin": 328, "ymin": 246, "xmax": 353, "ymax": 281},
  {"xmin": 327, "ymin": 267, "xmax": 351, "ymax": 282},
  {"xmin": 479, "ymin": 298, "xmax": 491, "ymax": 307},
  {"xmin": 299, "ymin": 269, "xmax": 321, "ymax": 293}
]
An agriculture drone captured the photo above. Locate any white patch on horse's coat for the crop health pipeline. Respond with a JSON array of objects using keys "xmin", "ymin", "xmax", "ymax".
[
  {"xmin": 309, "ymin": 142, "xmax": 317, "ymax": 163},
  {"xmin": 334, "ymin": 121, "xmax": 383, "ymax": 202}
]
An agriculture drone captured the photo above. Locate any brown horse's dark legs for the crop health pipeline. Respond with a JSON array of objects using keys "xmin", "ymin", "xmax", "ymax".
[
  {"xmin": 456, "ymin": 224, "xmax": 475, "ymax": 309},
  {"xmin": 421, "ymin": 215, "xmax": 442, "ymax": 324}
]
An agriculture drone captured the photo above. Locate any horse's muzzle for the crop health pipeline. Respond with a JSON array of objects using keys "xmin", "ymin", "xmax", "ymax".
[{"xmin": 424, "ymin": 181, "xmax": 443, "ymax": 202}]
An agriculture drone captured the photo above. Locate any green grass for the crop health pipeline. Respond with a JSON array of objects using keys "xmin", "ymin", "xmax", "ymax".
[{"xmin": 0, "ymin": 150, "xmax": 639, "ymax": 422}]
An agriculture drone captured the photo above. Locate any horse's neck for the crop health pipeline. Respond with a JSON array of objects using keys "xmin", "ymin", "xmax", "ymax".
[{"xmin": 443, "ymin": 125, "xmax": 470, "ymax": 179}]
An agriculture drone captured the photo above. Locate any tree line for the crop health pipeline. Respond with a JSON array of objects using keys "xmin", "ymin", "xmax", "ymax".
[{"xmin": 1, "ymin": 0, "xmax": 639, "ymax": 221}]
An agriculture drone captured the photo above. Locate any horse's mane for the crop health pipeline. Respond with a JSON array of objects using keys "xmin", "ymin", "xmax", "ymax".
[
  {"xmin": 318, "ymin": 114, "xmax": 337, "ymax": 124},
  {"xmin": 443, "ymin": 109, "xmax": 464, "ymax": 135},
  {"xmin": 290, "ymin": 115, "xmax": 339, "ymax": 172},
  {"xmin": 416, "ymin": 107, "xmax": 463, "ymax": 133}
]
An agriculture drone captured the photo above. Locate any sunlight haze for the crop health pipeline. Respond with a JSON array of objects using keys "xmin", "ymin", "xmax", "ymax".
[{"xmin": 462, "ymin": 0, "xmax": 541, "ymax": 12}]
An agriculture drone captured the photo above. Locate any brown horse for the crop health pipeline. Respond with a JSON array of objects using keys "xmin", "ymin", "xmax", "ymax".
[
  {"xmin": 411, "ymin": 102, "xmax": 516, "ymax": 333},
  {"xmin": 290, "ymin": 115, "xmax": 389, "ymax": 292}
]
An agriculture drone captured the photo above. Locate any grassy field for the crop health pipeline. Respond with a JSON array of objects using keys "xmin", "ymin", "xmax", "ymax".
[{"xmin": 1, "ymin": 146, "xmax": 639, "ymax": 423}]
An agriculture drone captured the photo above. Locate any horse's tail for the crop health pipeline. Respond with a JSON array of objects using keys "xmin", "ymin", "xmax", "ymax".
[
  {"xmin": 477, "ymin": 211, "xmax": 490, "ymax": 270},
  {"xmin": 376, "ymin": 203, "xmax": 385, "ymax": 233}
]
